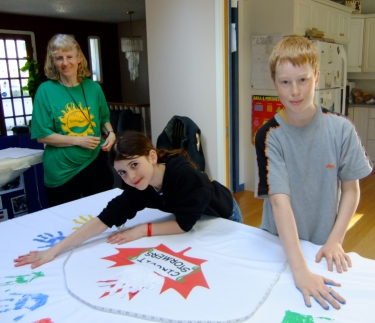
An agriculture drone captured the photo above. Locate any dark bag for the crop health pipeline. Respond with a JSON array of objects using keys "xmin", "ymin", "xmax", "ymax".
[{"xmin": 156, "ymin": 116, "xmax": 205, "ymax": 172}]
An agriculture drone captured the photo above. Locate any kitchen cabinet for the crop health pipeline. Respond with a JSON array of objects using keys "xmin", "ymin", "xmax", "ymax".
[
  {"xmin": 249, "ymin": 0, "xmax": 350, "ymax": 43},
  {"xmin": 367, "ymin": 109, "xmax": 375, "ymax": 161},
  {"xmin": 347, "ymin": 17, "xmax": 365, "ymax": 72},
  {"xmin": 333, "ymin": 9, "xmax": 351, "ymax": 43},
  {"xmin": 249, "ymin": 0, "xmax": 313, "ymax": 37},
  {"xmin": 362, "ymin": 17, "xmax": 375, "ymax": 72},
  {"xmin": 348, "ymin": 107, "xmax": 368, "ymax": 144},
  {"xmin": 295, "ymin": 0, "xmax": 315, "ymax": 36},
  {"xmin": 347, "ymin": 14, "xmax": 375, "ymax": 73},
  {"xmin": 348, "ymin": 107, "xmax": 375, "ymax": 161},
  {"xmin": 313, "ymin": 1, "xmax": 351, "ymax": 43},
  {"xmin": 313, "ymin": 2, "xmax": 330, "ymax": 37}
]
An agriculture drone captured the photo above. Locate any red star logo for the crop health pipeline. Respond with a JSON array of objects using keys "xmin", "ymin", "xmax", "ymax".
[{"xmin": 98, "ymin": 244, "xmax": 209, "ymax": 299}]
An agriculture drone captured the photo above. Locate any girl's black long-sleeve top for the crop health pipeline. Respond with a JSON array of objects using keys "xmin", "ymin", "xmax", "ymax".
[{"xmin": 98, "ymin": 154, "xmax": 233, "ymax": 231}]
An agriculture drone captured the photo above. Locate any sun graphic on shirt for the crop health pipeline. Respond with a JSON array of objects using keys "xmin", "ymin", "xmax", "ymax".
[{"xmin": 59, "ymin": 102, "xmax": 96, "ymax": 136}]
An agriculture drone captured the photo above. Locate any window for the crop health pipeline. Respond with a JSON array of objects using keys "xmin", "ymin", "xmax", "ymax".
[
  {"xmin": 0, "ymin": 31, "xmax": 35, "ymax": 136},
  {"xmin": 88, "ymin": 36, "xmax": 103, "ymax": 83}
]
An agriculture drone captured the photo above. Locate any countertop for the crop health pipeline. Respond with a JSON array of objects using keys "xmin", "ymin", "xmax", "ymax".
[
  {"xmin": 348, "ymin": 103, "xmax": 375, "ymax": 108},
  {"xmin": 0, "ymin": 148, "xmax": 43, "ymax": 187}
]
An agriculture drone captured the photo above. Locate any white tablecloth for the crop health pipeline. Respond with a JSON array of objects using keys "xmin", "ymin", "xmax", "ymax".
[{"xmin": 1, "ymin": 189, "xmax": 374, "ymax": 323}]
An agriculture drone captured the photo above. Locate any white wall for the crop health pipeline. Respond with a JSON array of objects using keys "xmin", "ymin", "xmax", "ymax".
[
  {"xmin": 146, "ymin": 0, "xmax": 372, "ymax": 192},
  {"xmin": 145, "ymin": 0, "xmax": 226, "ymax": 182},
  {"xmin": 237, "ymin": 0, "xmax": 280, "ymax": 192},
  {"xmin": 361, "ymin": 0, "xmax": 375, "ymax": 14}
]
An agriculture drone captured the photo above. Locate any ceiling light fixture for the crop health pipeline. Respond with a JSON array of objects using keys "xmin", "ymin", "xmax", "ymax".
[{"xmin": 121, "ymin": 11, "xmax": 143, "ymax": 81}]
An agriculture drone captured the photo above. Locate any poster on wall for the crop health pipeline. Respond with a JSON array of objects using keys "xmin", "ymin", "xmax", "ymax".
[
  {"xmin": 251, "ymin": 95, "xmax": 284, "ymax": 144},
  {"xmin": 251, "ymin": 34, "xmax": 282, "ymax": 90},
  {"xmin": 11, "ymin": 194, "xmax": 28, "ymax": 216}
]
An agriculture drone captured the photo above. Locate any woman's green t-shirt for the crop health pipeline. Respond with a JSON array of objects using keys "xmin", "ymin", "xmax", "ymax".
[{"xmin": 31, "ymin": 78, "xmax": 110, "ymax": 187}]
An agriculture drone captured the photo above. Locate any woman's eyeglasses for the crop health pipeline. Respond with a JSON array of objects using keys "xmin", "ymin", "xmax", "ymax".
[{"xmin": 53, "ymin": 54, "xmax": 78, "ymax": 65}]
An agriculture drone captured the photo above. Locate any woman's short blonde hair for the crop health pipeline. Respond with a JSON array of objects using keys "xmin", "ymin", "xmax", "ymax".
[
  {"xmin": 44, "ymin": 34, "xmax": 91, "ymax": 83},
  {"xmin": 269, "ymin": 36, "xmax": 319, "ymax": 82}
]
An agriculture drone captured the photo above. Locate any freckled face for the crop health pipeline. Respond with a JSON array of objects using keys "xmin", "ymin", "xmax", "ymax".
[
  {"xmin": 274, "ymin": 61, "xmax": 320, "ymax": 117},
  {"xmin": 114, "ymin": 154, "xmax": 156, "ymax": 190},
  {"xmin": 53, "ymin": 49, "xmax": 82, "ymax": 80}
]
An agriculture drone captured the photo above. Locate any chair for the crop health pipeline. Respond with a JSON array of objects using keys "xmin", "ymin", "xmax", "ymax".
[
  {"xmin": 118, "ymin": 109, "xmax": 142, "ymax": 133},
  {"xmin": 12, "ymin": 125, "xmax": 29, "ymax": 135},
  {"xmin": 156, "ymin": 116, "xmax": 205, "ymax": 171},
  {"xmin": 110, "ymin": 109, "xmax": 142, "ymax": 134}
]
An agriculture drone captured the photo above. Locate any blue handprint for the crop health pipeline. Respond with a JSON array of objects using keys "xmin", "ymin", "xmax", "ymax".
[
  {"xmin": 33, "ymin": 231, "xmax": 65, "ymax": 248},
  {"xmin": 0, "ymin": 292, "xmax": 48, "ymax": 322},
  {"xmin": 0, "ymin": 296, "xmax": 13, "ymax": 314}
]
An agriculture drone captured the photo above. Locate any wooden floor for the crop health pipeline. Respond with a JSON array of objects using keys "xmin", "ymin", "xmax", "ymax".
[{"xmin": 233, "ymin": 170, "xmax": 375, "ymax": 260}]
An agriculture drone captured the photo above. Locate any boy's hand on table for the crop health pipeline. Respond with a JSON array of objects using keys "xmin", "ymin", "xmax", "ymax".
[
  {"xmin": 316, "ymin": 242, "xmax": 352, "ymax": 273},
  {"xmin": 14, "ymin": 250, "xmax": 56, "ymax": 269},
  {"xmin": 294, "ymin": 269, "xmax": 345, "ymax": 310}
]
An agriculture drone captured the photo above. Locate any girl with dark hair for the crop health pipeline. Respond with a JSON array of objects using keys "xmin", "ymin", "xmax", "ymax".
[{"xmin": 15, "ymin": 131, "xmax": 242, "ymax": 269}]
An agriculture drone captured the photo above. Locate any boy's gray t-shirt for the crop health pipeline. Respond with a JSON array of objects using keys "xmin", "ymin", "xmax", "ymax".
[{"xmin": 255, "ymin": 107, "xmax": 373, "ymax": 245}]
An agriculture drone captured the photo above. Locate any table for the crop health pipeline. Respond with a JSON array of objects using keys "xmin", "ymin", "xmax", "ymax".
[
  {"xmin": 0, "ymin": 148, "xmax": 44, "ymax": 187},
  {"xmin": 1, "ymin": 189, "xmax": 374, "ymax": 323}
]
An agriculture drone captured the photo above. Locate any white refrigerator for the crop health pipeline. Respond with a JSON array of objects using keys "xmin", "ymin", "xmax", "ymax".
[{"xmin": 312, "ymin": 41, "xmax": 347, "ymax": 114}]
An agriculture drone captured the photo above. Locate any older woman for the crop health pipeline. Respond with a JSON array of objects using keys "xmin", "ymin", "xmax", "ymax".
[{"xmin": 31, "ymin": 34, "xmax": 115, "ymax": 207}]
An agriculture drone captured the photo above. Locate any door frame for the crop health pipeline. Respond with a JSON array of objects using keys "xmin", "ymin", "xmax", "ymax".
[
  {"xmin": 0, "ymin": 29, "xmax": 36, "ymax": 61},
  {"xmin": 229, "ymin": 3, "xmax": 243, "ymax": 192}
]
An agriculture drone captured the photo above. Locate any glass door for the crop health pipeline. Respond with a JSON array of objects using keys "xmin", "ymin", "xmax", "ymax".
[{"xmin": 0, "ymin": 34, "xmax": 34, "ymax": 136}]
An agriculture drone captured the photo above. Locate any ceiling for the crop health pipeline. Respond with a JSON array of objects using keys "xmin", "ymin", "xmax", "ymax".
[{"xmin": 0, "ymin": 0, "xmax": 146, "ymax": 23}]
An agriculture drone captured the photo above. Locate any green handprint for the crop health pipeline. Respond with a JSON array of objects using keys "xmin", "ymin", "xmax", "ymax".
[
  {"xmin": 1, "ymin": 272, "xmax": 45, "ymax": 292},
  {"xmin": 282, "ymin": 310, "xmax": 333, "ymax": 322}
]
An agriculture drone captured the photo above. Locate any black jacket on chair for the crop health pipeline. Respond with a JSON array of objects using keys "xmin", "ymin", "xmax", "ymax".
[{"xmin": 156, "ymin": 116, "xmax": 205, "ymax": 172}]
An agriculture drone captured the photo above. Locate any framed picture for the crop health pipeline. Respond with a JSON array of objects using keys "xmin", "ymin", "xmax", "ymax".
[
  {"xmin": 0, "ymin": 209, "xmax": 8, "ymax": 222},
  {"xmin": 11, "ymin": 194, "xmax": 28, "ymax": 215}
]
